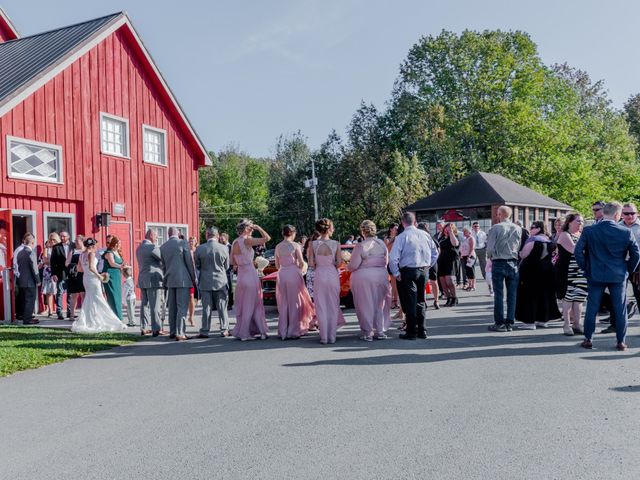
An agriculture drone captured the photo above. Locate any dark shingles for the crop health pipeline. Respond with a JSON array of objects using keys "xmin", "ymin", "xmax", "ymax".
[
  {"xmin": 406, "ymin": 172, "xmax": 572, "ymax": 211},
  {"xmin": 0, "ymin": 12, "xmax": 122, "ymax": 105}
]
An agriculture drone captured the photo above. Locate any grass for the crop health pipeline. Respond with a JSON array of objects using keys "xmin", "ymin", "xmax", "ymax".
[{"xmin": 0, "ymin": 326, "xmax": 141, "ymax": 377}]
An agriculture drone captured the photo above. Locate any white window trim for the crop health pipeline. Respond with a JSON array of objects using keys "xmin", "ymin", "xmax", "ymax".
[
  {"xmin": 142, "ymin": 124, "xmax": 168, "ymax": 167},
  {"xmin": 11, "ymin": 209, "xmax": 38, "ymax": 246},
  {"xmin": 145, "ymin": 222, "xmax": 188, "ymax": 243},
  {"xmin": 6, "ymin": 135, "xmax": 64, "ymax": 184},
  {"xmin": 43, "ymin": 212, "xmax": 76, "ymax": 241},
  {"xmin": 100, "ymin": 112, "xmax": 130, "ymax": 159}
]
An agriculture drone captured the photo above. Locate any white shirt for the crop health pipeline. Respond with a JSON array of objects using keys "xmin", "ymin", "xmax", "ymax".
[
  {"xmin": 12, "ymin": 244, "xmax": 26, "ymax": 278},
  {"xmin": 389, "ymin": 226, "xmax": 439, "ymax": 277},
  {"xmin": 472, "ymin": 229, "xmax": 487, "ymax": 249},
  {"xmin": 122, "ymin": 277, "xmax": 136, "ymax": 303}
]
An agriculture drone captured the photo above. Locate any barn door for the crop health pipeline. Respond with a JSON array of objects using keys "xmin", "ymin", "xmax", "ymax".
[{"xmin": 0, "ymin": 210, "xmax": 14, "ymax": 322}]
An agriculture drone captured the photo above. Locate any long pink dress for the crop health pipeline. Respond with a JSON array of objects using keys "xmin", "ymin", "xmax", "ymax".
[
  {"xmin": 231, "ymin": 237, "xmax": 268, "ymax": 340},
  {"xmin": 276, "ymin": 243, "xmax": 314, "ymax": 339},
  {"xmin": 312, "ymin": 239, "xmax": 345, "ymax": 344},
  {"xmin": 348, "ymin": 238, "xmax": 392, "ymax": 337}
]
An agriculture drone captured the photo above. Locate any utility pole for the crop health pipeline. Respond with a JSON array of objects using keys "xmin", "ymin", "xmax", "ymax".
[{"xmin": 304, "ymin": 158, "xmax": 319, "ymax": 221}]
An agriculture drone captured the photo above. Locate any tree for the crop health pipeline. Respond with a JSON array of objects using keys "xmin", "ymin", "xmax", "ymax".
[
  {"xmin": 624, "ymin": 93, "xmax": 640, "ymax": 146},
  {"xmin": 198, "ymin": 147, "xmax": 269, "ymax": 237},
  {"xmin": 386, "ymin": 30, "xmax": 640, "ymax": 213}
]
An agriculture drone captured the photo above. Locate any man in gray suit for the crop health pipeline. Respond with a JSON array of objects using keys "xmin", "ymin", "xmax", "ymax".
[
  {"xmin": 16, "ymin": 233, "xmax": 40, "ymax": 325},
  {"xmin": 160, "ymin": 227, "xmax": 196, "ymax": 341},
  {"xmin": 195, "ymin": 227, "xmax": 230, "ymax": 338},
  {"xmin": 136, "ymin": 229, "xmax": 165, "ymax": 336}
]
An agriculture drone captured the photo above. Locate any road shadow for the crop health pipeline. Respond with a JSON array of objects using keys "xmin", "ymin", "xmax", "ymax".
[{"xmin": 610, "ymin": 385, "xmax": 640, "ymax": 392}]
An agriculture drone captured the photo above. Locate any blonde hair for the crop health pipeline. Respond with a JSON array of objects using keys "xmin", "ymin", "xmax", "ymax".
[
  {"xmin": 49, "ymin": 232, "xmax": 61, "ymax": 244},
  {"xmin": 360, "ymin": 220, "xmax": 377, "ymax": 238},
  {"xmin": 498, "ymin": 205, "xmax": 513, "ymax": 219}
]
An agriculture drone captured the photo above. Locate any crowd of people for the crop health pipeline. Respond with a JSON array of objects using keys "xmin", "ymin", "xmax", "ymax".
[{"xmin": 9, "ymin": 199, "xmax": 640, "ymax": 350}]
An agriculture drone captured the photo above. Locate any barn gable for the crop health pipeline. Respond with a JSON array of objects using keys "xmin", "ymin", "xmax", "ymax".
[
  {"xmin": 0, "ymin": 7, "xmax": 19, "ymax": 43},
  {"xmin": 0, "ymin": 11, "xmax": 210, "ymax": 166}
]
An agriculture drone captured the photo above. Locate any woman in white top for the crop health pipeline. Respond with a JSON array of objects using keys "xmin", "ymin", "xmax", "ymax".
[{"xmin": 460, "ymin": 228, "xmax": 476, "ymax": 291}]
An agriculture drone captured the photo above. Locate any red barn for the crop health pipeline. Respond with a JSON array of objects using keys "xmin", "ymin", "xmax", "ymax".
[{"xmin": 0, "ymin": 9, "xmax": 210, "ymax": 320}]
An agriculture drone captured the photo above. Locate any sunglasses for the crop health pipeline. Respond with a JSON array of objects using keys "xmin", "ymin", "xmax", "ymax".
[
  {"xmin": 592, "ymin": 208, "xmax": 602, "ymax": 212},
  {"xmin": 623, "ymin": 212, "xmax": 637, "ymax": 216}
]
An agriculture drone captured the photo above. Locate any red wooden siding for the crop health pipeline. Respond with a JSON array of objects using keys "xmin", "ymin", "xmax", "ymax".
[
  {"xmin": 0, "ymin": 23, "xmax": 16, "ymax": 43},
  {"xmin": 0, "ymin": 28, "xmax": 201, "ymax": 247}
]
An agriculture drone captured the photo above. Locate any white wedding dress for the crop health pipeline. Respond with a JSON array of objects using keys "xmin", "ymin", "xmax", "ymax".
[{"xmin": 71, "ymin": 253, "xmax": 127, "ymax": 334}]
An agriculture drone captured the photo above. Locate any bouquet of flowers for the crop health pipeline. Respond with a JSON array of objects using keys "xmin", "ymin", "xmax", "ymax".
[
  {"xmin": 100, "ymin": 272, "xmax": 110, "ymax": 283},
  {"xmin": 341, "ymin": 250, "xmax": 352, "ymax": 263}
]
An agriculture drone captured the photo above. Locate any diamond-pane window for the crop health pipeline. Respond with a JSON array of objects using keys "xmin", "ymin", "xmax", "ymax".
[
  {"xmin": 8, "ymin": 137, "xmax": 63, "ymax": 183},
  {"xmin": 143, "ymin": 126, "xmax": 167, "ymax": 166},
  {"xmin": 100, "ymin": 113, "xmax": 129, "ymax": 157}
]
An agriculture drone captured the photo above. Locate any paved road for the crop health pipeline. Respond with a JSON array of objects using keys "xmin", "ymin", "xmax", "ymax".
[{"xmin": 1, "ymin": 282, "xmax": 639, "ymax": 479}]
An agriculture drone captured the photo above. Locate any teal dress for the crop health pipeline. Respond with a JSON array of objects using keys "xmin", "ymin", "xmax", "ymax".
[{"xmin": 102, "ymin": 249, "xmax": 123, "ymax": 320}]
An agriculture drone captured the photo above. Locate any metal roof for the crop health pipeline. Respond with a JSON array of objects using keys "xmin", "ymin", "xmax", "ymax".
[
  {"xmin": 0, "ymin": 12, "xmax": 122, "ymax": 104},
  {"xmin": 406, "ymin": 172, "xmax": 573, "ymax": 211}
]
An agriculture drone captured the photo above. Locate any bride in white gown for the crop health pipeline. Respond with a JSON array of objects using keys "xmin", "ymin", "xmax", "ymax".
[{"xmin": 71, "ymin": 238, "xmax": 127, "ymax": 334}]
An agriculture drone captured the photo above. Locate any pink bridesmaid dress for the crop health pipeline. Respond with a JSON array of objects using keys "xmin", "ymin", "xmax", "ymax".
[
  {"xmin": 348, "ymin": 238, "xmax": 392, "ymax": 338},
  {"xmin": 312, "ymin": 239, "xmax": 345, "ymax": 344},
  {"xmin": 231, "ymin": 237, "xmax": 269, "ymax": 340},
  {"xmin": 276, "ymin": 244, "xmax": 315, "ymax": 339}
]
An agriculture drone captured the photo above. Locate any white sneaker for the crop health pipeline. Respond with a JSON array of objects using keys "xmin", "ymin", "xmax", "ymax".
[
  {"xmin": 518, "ymin": 324, "xmax": 536, "ymax": 330},
  {"xmin": 375, "ymin": 333, "xmax": 389, "ymax": 340},
  {"xmin": 535, "ymin": 322, "xmax": 550, "ymax": 328},
  {"xmin": 360, "ymin": 335, "xmax": 373, "ymax": 342}
]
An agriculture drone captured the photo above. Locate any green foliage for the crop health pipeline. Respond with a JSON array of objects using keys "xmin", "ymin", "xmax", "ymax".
[
  {"xmin": 199, "ymin": 147, "xmax": 270, "ymax": 238},
  {"xmin": 387, "ymin": 30, "xmax": 640, "ymax": 214},
  {"xmin": 200, "ymin": 29, "xmax": 640, "ymax": 240}
]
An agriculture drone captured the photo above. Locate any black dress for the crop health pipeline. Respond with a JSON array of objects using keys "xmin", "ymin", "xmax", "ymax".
[
  {"xmin": 65, "ymin": 251, "xmax": 85, "ymax": 294},
  {"xmin": 515, "ymin": 240, "xmax": 561, "ymax": 324},
  {"xmin": 437, "ymin": 237, "xmax": 459, "ymax": 277}
]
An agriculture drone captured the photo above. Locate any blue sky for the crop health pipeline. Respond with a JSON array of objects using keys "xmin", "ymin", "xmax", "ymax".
[{"xmin": 3, "ymin": 0, "xmax": 639, "ymax": 157}]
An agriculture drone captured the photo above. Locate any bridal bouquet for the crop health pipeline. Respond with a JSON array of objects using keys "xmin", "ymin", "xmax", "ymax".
[
  {"xmin": 100, "ymin": 272, "xmax": 110, "ymax": 283},
  {"xmin": 341, "ymin": 250, "xmax": 352, "ymax": 263}
]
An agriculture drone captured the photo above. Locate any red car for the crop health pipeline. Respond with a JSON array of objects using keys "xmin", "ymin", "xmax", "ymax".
[{"xmin": 261, "ymin": 245, "xmax": 354, "ymax": 308}]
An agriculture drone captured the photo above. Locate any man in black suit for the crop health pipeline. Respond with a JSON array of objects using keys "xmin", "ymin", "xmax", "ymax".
[
  {"xmin": 50, "ymin": 231, "xmax": 71, "ymax": 320},
  {"xmin": 16, "ymin": 233, "xmax": 40, "ymax": 325}
]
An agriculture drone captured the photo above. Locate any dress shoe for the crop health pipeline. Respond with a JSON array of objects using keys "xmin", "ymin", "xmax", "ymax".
[
  {"xmin": 169, "ymin": 334, "xmax": 176, "ymax": 339},
  {"xmin": 175, "ymin": 335, "xmax": 189, "ymax": 341},
  {"xmin": 196, "ymin": 334, "xmax": 209, "ymax": 339},
  {"xmin": 433, "ymin": 301, "xmax": 440, "ymax": 310},
  {"xmin": 580, "ymin": 339, "xmax": 593, "ymax": 349},
  {"xmin": 23, "ymin": 319, "xmax": 40, "ymax": 325},
  {"xmin": 444, "ymin": 297, "xmax": 453, "ymax": 307},
  {"xmin": 616, "ymin": 342, "xmax": 628, "ymax": 351},
  {"xmin": 601, "ymin": 325, "xmax": 616, "ymax": 334},
  {"xmin": 57, "ymin": 314, "xmax": 64, "ymax": 320},
  {"xmin": 399, "ymin": 333, "xmax": 416, "ymax": 340},
  {"xmin": 417, "ymin": 332, "xmax": 428, "ymax": 339}
]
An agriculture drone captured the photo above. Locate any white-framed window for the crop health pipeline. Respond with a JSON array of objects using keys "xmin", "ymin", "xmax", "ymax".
[
  {"xmin": 142, "ymin": 125, "xmax": 167, "ymax": 166},
  {"xmin": 100, "ymin": 112, "xmax": 129, "ymax": 158},
  {"xmin": 43, "ymin": 212, "xmax": 76, "ymax": 240},
  {"xmin": 6, "ymin": 136, "xmax": 63, "ymax": 184},
  {"xmin": 145, "ymin": 222, "xmax": 188, "ymax": 246}
]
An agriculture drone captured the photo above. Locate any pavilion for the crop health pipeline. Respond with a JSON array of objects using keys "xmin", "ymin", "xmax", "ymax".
[{"xmin": 405, "ymin": 172, "xmax": 572, "ymax": 232}]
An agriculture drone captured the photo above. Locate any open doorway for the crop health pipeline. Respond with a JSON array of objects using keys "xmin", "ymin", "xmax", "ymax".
[{"xmin": 11, "ymin": 210, "xmax": 36, "ymax": 253}]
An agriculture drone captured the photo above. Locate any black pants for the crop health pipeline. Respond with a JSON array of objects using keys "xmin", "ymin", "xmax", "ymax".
[
  {"xmin": 397, "ymin": 267, "xmax": 427, "ymax": 337},
  {"xmin": 226, "ymin": 271, "xmax": 234, "ymax": 308},
  {"xmin": 18, "ymin": 286, "xmax": 37, "ymax": 322}
]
